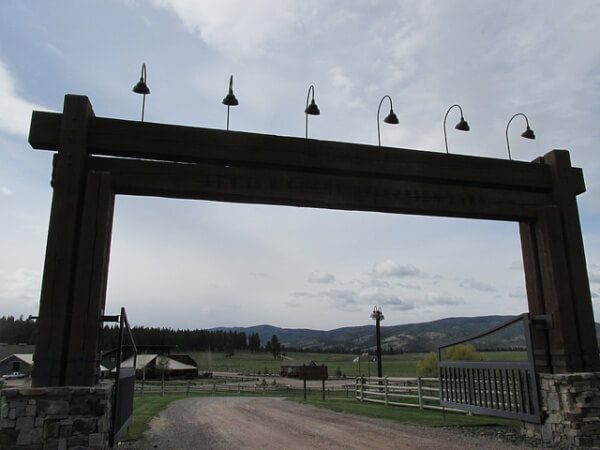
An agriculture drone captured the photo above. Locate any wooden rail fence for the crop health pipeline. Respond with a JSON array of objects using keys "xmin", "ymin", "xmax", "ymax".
[{"xmin": 355, "ymin": 376, "xmax": 465, "ymax": 413}]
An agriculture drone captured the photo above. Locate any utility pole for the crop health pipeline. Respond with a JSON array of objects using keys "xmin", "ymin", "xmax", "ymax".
[{"xmin": 370, "ymin": 306, "xmax": 384, "ymax": 378}]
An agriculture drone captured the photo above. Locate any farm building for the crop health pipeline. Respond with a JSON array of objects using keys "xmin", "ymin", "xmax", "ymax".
[
  {"xmin": 100, "ymin": 344, "xmax": 178, "ymax": 371},
  {"xmin": 114, "ymin": 354, "xmax": 198, "ymax": 380},
  {"xmin": 0, "ymin": 353, "xmax": 33, "ymax": 377},
  {"xmin": 280, "ymin": 360, "xmax": 328, "ymax": 380},
  {"xmin": 0, "ymin": 344, "xmax": 35, "ymax": 361}
]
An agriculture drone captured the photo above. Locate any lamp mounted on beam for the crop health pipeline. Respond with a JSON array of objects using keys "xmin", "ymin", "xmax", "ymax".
[
  {"xmin": 377, "ymin": 95, "xmax": 399, "ymax": 147},
  {"xmin": 505, "ymin": 112, "xmax": 535, "ymax": 160},
  {"xmin": 132, "ymin": 63, "xmax": 150, "ymax": 122},
  {"xmin": 222, "ymin": 75, "xmax": 239, "ymax": 131},
  {"xmin": 304, "ymin": 84, "xmax": 320, "ymax": 139},
  {"xmin": 443, "ymin": 104, "xmax": 470, "ymax": 154}
]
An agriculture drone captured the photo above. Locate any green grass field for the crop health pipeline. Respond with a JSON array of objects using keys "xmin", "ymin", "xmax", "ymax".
[{"xmin": 189, "ymin": 350, "xmax": 526, "ymax": 378}]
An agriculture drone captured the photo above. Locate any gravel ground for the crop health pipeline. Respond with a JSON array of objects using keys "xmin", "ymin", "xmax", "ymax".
[{"xmin": 116, "ymin": 397, "xmax": 568, "ymax": 450}]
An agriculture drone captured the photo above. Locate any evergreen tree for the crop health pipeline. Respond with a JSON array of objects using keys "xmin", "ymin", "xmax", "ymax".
[
  {"xmin": 269, "ymin": 334, "xmax": 281, "ymax": 359},
  {"xmin": 248, "ymin": 332, "xmax": 261, "ymax": 352}
]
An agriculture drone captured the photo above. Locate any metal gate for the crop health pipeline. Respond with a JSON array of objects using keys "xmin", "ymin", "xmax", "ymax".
[
  {"xmin": 437, "ymin": 313, "xmax": 543, "ymax": 423},
  {"xmin": 104, "ymin": 307, "xmax": 138, "ymax": 447}
]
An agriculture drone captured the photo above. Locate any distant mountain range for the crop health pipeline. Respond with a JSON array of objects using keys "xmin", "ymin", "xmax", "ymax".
[{"xmin": 211, "ymin": 315, "xmax": 600, "ymax": 353}]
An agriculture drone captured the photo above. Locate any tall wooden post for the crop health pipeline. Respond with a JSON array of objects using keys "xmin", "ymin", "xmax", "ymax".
[
  {"xmin": 66, "ymin": 171, "xmax": 114, "ymax": 385},
  {"xmin": 520, "ymin": 150, "xmax": 600, "ymax": 373},
  {"xmin": 31, "ymin": 96, "xmax": 94, "ymax": 387}
]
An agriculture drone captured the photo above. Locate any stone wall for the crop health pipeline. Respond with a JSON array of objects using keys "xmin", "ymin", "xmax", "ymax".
[
  {"xmin": 0, "ymin": 381, "xmax": 113, "ymax": 449},
  {"xmin": 523, "ymin": 372, "xmax": 600, "ymax": 447}
]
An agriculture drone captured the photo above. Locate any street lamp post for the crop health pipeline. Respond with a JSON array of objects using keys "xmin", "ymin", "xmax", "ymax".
[{"xmin": 370, "ymin": 306, "xmax": 384, "ymax": 378}]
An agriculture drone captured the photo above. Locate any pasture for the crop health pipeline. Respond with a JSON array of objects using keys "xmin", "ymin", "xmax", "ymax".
[{"xmin": 189, "ymin": 350, "xmax": 527, "ymax": 377}]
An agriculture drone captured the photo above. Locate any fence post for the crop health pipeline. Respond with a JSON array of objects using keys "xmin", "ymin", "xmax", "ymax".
[
  {"xmin": 161, "ymin": 378, "xmax": 165, "ymax": 397},
  {"xmin": 384, "ymin": 377, "xmax": 389, "ymax": 405},
  {"xmin": 360, "ymin": 377, "xmax": 364, "ymax": 402},
  {"xmin": 418, "ymin": 377, "xmax": 424, "ymax": 410},
  {"xmin": 237, "ymin": 384, "xmax": 240, "ymax": 395},
  {"xmin": 186, "ymin": 381, "xmax": 191, "ymax": 396}
]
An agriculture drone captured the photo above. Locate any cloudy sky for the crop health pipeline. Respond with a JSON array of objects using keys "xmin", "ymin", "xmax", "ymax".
[{"xmin": 1, "ymin": 1, "xmax": 599, "ymax": 331}]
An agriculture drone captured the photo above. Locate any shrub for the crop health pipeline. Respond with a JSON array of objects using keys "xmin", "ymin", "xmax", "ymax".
[{"xmin": 416, "ymin": 344, "xmax": 487, "ymax": 376}]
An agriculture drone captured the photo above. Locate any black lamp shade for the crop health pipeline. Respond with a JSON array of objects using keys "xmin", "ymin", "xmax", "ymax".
[
  {"xmin": 222, "ymin": 93, "xmax": 238, "ymax": 106},
  {"xmin": 305, "ymin": 99, "xmax": 320, "ymax": 115},
  {"xmin": 521, "ymin": 126, "xmax": 535, "ymax": 139},
  {"xmin": 455, "ymin": 117, "xmax": 470, "ymax": 131},
  {"xmin": 384, "ymin": 110, "xmax": 399, "ymax": 124},
  {"xmin": 133, "ymin": 79, "xmax": 150, "ymax": 95}
]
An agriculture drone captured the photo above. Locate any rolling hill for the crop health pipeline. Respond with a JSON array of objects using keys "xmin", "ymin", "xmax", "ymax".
[{"xmin": 212, "ymin": 315, "xmax": 600, "ymax": 353}]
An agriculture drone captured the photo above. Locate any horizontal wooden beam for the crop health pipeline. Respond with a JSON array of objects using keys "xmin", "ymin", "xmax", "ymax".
[
  {"xmin": 89, "ymin": 156, "xmax": 552, "ymax": 221},
  {"xmin": 29, "ymin": 109, "xmax": 585, "ymax": 196}
]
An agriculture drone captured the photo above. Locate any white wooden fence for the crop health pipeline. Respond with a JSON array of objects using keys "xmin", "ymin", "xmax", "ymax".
[
  {"xmin": 355, "ymin": 376, "xmax": 465, "ymax": 413},
  {"xmin": 134, "ymin": 376, "xmax": 466, "ymax": 414}
]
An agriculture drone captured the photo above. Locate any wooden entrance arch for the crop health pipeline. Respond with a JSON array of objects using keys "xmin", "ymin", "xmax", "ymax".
[{"xmin": 28, "ymin": 95, "xmax": 599, "ymax": 387}]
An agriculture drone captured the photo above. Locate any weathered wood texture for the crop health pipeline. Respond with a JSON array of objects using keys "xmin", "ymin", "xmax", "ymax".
[
  {"xmin": 31, "ymin": 96, "xmax": 94, "ymax": 387},
  {"xmin": 543, "ymin": 151, "xmax": 599, "ymax": 371},
  {"xmin": 519, "ymin": 221, "xmax": 552, "ymax": 373},
  {"xmin": 28, "ymin": 95, "xmax": 599, "ymax": 386},
  {"xmin": 31, "ymin": 111, "xmax": 579, "ymax": 194},
  {"xmin": 66, "ymin": 171, "xmax": 114, "ymax": 386},
  {"xmin": 88, "ymin": 156, "xmax": 552, "ymax": 221}
]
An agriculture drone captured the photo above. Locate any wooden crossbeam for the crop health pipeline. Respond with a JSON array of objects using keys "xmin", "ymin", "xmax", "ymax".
[
  {"xmin": 29, "ymin": 111, "xmax": 584, "ymax": 196},
  {"xmin": 88, "ymin": 156, "xmax": 552, "ymax": 221}
]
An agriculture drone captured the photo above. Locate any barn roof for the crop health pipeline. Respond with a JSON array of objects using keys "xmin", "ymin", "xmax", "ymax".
[
  {"xmin": 280, "ymin": 360, "xmax": 316, "ymax": 368},
  {"xmin": 0, "ymin": 353, "xmax": 34, "ymax": 366},
  {"xmin": 114, "ymin": 354, "xmax": 197, "ymax": 371}
]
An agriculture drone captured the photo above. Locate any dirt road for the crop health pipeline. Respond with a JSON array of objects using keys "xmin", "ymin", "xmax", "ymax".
[{"xmin": 119, "ymin": 397, "xmax": 527, "ymax": 450}]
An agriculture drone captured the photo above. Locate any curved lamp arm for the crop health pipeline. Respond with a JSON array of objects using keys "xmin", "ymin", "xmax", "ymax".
[
  {"xmin": 222, "ymin": 75, "xmax": 239, "ymax": 130},
  {"xmin": 506, "ymin": 112, "xmax": 535, "ymax": 160},
  {"xmin": 304, "ymin": 85, "xmax": 320, "ymax": 138},
  {"xmin": 443, "ymin": 104, "xmax": 468, "ymax": 154},
  {"xmin": 132, "ymin": 63, "xmax": 150, "ymax": 121},
  {"xmin": 377, "ymin": 95, "xmax": 398, "ymax": 147}
]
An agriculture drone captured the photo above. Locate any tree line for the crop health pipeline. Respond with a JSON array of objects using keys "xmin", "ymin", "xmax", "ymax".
[
  {"xmin": 0, "ymin": 316, "xmax": 37, "ymax": 344},
  {"xmin": 0, "ymin": 316, "xmax": 265, "ymax": 354}
]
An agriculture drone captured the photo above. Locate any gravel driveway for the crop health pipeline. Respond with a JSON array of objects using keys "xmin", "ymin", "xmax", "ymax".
[{"xmin": 117, "ymin": 397, "xmax": 533, "ymax": 450}]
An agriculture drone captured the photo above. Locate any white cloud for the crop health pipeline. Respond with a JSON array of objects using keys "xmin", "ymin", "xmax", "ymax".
[
  {"xmin": 308, "ymin": 271, "xmax": 336, "ymax": 284},
  {"xmin": 0, "ymin": 61, "xmax": 43, "ymax": 136},
  {"xmin": 460, "ymin": 278, "xmax": 498, "ymax": 293},
  {"xmin": 0, "ymin": 186, "xmax": 13, "ymax": 196},
  {"xmin": 0, "ymin": 268, "xmax": 41, "ymax": 314},
  {"xmin": 372, "ymin": 260, "xmax": 420, "ymax": 279},
  {"xmin": 150, "ymin": 0, "xmax": 320, "ymax": 58},
  {"xmin": 419, "ymin": 293, "xmax": 465, "ymax": 307}
]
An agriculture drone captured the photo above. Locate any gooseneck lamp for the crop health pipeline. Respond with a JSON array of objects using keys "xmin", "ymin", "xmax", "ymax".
[
  {"xmin": 132, "ymin": 63, "xmax": 150, "ymax": 122},
  {"xmin": 304, "ymin": 85, "xmax": 320, "ymax": 139},
  {"xmin": 377, "ymin": 95, "xmax": 399, "ymax": 147},
  {"xmin": 222, "ymin": 75, "xmax": 239, "ymax": 131},
  {"xmin": 505, "ymin": 112, "xmax": 535, "ymax": 160},
  {"xmin": 443, "ymin": 104, "xmax": 470, "ymax": 154}
]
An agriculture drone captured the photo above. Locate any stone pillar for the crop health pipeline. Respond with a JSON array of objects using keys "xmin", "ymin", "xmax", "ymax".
[
  {"xmin": 0, "ymin": 381, "xmax": 113, "ymax": 449},
  {"xmin": 523, "ymin": 373, "xmax": 600, "ymax": 447}
]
